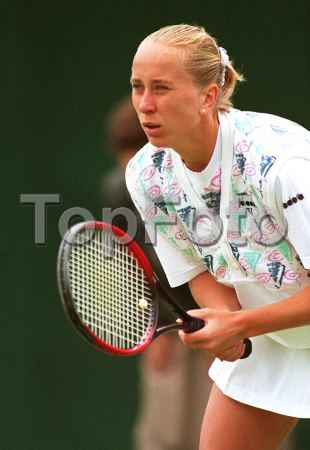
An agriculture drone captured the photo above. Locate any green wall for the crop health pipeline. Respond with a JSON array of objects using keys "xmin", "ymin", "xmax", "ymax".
[{"xmin": 2, "ymin": 1, "xmax": 309, "ymax": 449}]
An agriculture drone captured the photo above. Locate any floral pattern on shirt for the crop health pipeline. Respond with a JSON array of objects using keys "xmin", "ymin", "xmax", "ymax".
[{"xmin": 126, "ymin": 109, "xmax": 310, "ymax": 292}]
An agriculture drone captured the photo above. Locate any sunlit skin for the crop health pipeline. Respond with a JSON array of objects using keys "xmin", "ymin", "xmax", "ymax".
[{"xmin": 131, "ymin": 41, "xmax": 219, "ymax": 172}]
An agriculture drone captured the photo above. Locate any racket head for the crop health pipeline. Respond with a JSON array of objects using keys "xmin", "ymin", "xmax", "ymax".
[{"xmin": 57, "ymin": 221, "xmax": 159, "ymax": 356}]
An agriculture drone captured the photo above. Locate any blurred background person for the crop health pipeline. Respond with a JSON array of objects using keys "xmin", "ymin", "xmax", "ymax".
[{"xmin": 100, "ymin": 95, "xmax": 213, "ymax": 450}]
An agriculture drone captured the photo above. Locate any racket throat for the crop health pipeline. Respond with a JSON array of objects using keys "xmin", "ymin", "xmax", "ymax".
[
  {"xmin": 155, "ymin": 316, "xmax": 204, "ymax": 338},
  {"xmin": 155, "ymin": 323, "xmax": 182, "ymax": 338}
]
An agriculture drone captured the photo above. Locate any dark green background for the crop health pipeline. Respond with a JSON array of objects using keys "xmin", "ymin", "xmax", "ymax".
[{"xmin": 2, "ymin": 1, "xmax": 309, "ymax": 449}]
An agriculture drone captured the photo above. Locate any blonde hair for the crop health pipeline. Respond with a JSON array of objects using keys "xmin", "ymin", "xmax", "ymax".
[{"xmin": 140, "ymin": 24, "xmax": 244, "ymax": 112}]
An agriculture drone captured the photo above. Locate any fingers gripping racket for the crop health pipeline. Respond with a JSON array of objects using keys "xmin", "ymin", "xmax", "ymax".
[{"xmin": 57, "ymin": 221, "xmax": 252, "ymax": 358}]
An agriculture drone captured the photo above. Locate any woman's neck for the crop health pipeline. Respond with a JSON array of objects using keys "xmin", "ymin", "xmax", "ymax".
[{"xmin": 179, "ymin": 110, "xmax": 220, "ymax": 172}]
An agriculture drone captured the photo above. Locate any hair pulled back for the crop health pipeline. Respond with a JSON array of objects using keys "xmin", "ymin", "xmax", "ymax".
[{"xmin": 141, "ymin": 24, "xmax": 244, "ymax": 112}]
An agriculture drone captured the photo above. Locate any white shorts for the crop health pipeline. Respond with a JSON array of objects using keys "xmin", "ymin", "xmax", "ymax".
[{"xmin": 209, "ymin": 334, "xmax": 310, "ymax": 418}]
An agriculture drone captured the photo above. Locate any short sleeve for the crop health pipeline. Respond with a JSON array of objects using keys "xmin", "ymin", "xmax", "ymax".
[
  {"xmin": 125, "ymin": 156, "xmax": 151, "ymax": 224},
  {"xmin": 276, "ymin": 157, "xmax": 310, "ymax": 269},
  {"xmin": 144, "ymin": 223, "xmax": 206, "ymax": 287},
  {"xmin": 125, "ymin": 157, "xmax": 206, "ymax": 287}
]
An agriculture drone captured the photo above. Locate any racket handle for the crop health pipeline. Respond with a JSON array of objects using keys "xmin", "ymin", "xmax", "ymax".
[
  {"xmin": 183, "ymin": 317, "xmax": 205, "ymax": 333},
  {"xmin": 183, "ymin": 318, "xmax": 252, "ymax": 359},
  {"xmin": 241, "ymin": 338, "xmax": 252, "ymax": 359}
]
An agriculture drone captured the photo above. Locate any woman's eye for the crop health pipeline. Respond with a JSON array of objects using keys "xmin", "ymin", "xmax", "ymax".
[{"xmin": 155, "ymin": 85, "xmax": 169, "ymax": 91}]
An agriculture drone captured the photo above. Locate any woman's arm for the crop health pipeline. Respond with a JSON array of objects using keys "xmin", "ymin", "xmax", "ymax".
[
  {"xmin": 236, "ymin": 284, "xmax": 310, "ymax": 337},
  {"xmin": 184, "ymin": 271, "xmax": 249, "ymax": 360},
  {"xmin": 180, "ymin": 281, "xmax": 310, "ymax": 359},
  {"xmin": 188, "ymin": 270, "xmax": 241, "ymax": 311}
]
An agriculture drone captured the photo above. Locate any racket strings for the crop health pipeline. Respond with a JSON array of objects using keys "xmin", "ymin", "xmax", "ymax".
[{"xmin": 69, "ymin": 229, "xmax": 155, "ymax": 350}]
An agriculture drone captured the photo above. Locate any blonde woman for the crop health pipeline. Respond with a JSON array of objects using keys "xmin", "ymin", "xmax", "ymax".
[{"xmin": 126, "ymin": 24, "xmax": 310, "ymax": 450}]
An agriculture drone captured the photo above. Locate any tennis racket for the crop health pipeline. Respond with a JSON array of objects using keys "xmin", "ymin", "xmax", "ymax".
[{"xmin": 57, "ymin": 221, "xmax": 252, "ymax": 358}]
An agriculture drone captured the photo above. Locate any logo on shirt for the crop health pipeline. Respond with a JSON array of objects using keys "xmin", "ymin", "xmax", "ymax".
[{"xmin": 282, "ymin": 193, "xmax": 304, "ymax": 209}]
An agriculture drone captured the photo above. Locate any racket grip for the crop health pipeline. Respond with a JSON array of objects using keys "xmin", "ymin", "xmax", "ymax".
[
  {"xmin": 183, "ymin": 318, "xmax": 252, "ymax": 359},
  {"xmin": 183, "ymin": 317, "xmax": 205, "ymax": 333},
  {"xmin": 240, "ymin": 338, "xmax": 252, "ymax": 359}
]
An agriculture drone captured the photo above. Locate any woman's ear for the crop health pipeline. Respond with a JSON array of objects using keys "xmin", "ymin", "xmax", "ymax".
[{"xmin": 200, "ymin": 83, "xmax": 219, "ymax": 114}]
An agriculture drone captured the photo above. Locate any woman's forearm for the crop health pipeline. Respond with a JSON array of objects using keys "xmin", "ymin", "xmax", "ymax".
[
  {"xmin": 235, "ymin": 284, "xmax": 310, "ymax": 340},
  {"xmin": 189, "ymin": 270, "xmax": 241, "ymax": 311},
  {"xmin": 181, "ymin": 275, "xmax": 310, "ymax": 359}
]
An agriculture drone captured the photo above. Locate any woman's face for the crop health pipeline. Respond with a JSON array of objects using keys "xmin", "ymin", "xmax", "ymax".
[{"xmin": 131, "ymin": 42, "xmax": 207, "ymax": 150}]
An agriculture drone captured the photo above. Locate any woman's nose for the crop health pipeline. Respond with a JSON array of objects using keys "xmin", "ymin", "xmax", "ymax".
[{"xmin": 138, "ymin": 91, "xmax": 156, "ymax": 113}]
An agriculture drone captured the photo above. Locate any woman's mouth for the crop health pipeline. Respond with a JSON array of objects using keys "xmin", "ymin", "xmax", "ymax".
[{"xmin": 142, "ymin": 122, "xmax": 161, "ymax": 135}]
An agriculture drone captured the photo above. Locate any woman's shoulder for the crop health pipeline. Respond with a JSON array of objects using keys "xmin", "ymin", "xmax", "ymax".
[
  {"xmin": 126, "ymin": 142, "xmax": 173, "ymax": 175},
  {"xmin": 125, "ymin": 142, "xmax": 173, "ymax": 195},
  {"xmin": 229, "ymin": 108, "xmax": 309, "ymax": 140}
]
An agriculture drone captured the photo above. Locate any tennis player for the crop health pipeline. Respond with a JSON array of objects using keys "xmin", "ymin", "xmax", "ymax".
[{"xmin": 126, "ymin": 24, "xmax": 310, "ymax": 450}]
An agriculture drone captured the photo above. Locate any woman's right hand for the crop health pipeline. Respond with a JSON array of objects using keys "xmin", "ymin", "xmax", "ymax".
[{"xmin": 178, "ymin": 307, "xmax": 247, "ymax": 361}]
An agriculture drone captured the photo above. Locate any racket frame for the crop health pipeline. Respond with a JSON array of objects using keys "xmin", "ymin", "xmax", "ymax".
[
  {"xmin": 58, "ymin": 221, "xmax": 161, "ymax": 355},
  {"xmin": 57, "ymin": 221, "xmax": 251, "ymax": 359}
]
